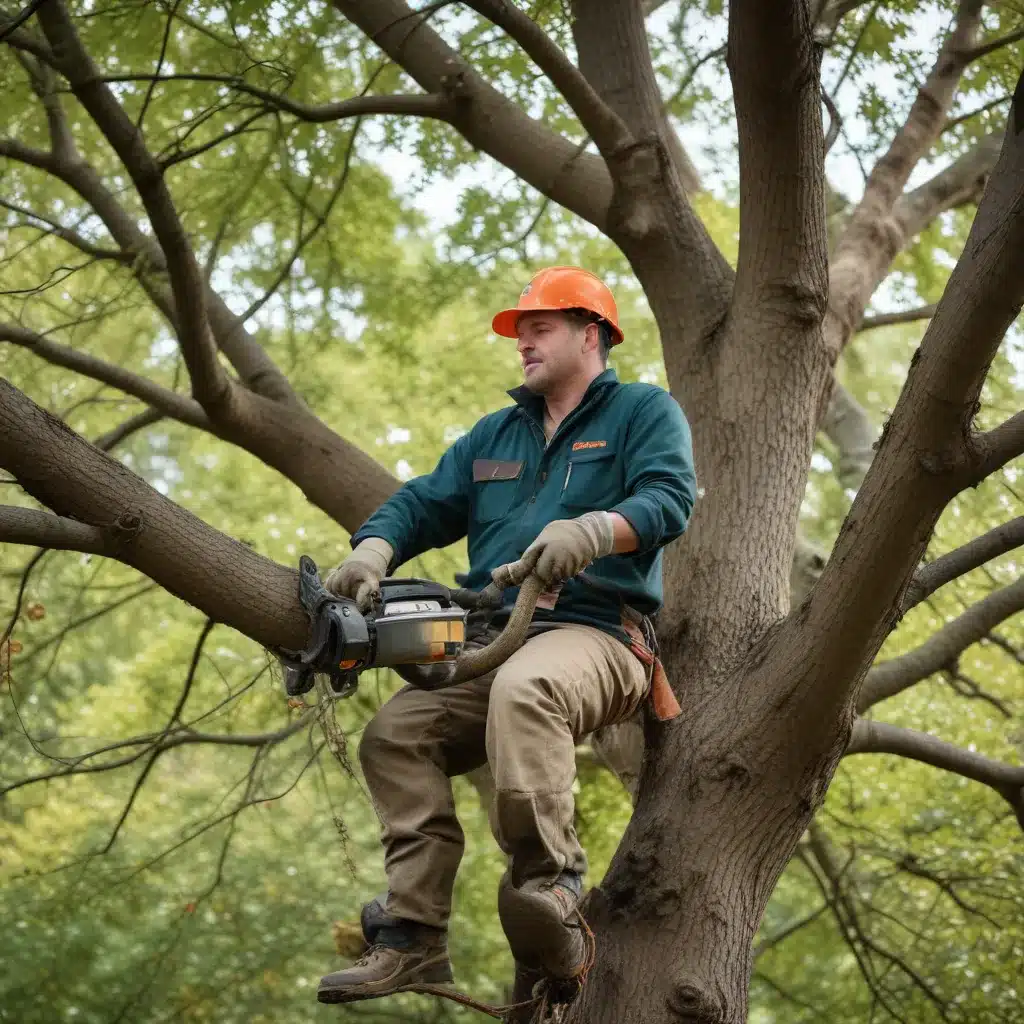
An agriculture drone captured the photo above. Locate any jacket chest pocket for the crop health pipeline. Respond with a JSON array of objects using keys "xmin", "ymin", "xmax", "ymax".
[
  {"xmin": 559, "ymin": 448, "xmax": 620, "ymax": 512},
  {"xmin": 472, "ymin": 459, "xmax": 524, "ymax": 523}
]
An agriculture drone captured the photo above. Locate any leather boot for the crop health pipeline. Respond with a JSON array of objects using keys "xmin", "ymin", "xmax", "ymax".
[
  {"xmin": 498, "ymin": 869, "xmax": 586, "ymax": 980},
  {"xmin": 317, "ymin": 917, "xmax": 453, "ymax": 1004}
]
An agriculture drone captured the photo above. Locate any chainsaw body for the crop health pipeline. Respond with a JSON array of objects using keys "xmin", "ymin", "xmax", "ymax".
[{"xmin": 280, "ymin": 557, "xmax": 470, "ymax": 698}]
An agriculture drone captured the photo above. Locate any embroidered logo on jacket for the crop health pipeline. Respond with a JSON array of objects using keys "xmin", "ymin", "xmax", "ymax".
[{"xmin": 572, "ymin": 440, "xmax": 608, "ymax": 451}]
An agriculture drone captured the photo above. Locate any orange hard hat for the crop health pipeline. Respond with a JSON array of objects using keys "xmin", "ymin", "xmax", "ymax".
[{"xmin": 491, "ymin": 266, "xmax": 624, "ymax": 345}]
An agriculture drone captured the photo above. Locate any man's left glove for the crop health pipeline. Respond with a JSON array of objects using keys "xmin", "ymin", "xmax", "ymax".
[{"xmin": 493, "ymin": 512, "xmax": 615, "ymax": 589}]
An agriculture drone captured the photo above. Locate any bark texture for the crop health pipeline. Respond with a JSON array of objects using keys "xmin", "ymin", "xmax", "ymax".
[
  {"xmin": 0, "ymin": 379, "xmax": 309, "ymax": 651},
  {"xmin": 563, "ymin": 3, "xmax": 834, "ymax": 1021}
]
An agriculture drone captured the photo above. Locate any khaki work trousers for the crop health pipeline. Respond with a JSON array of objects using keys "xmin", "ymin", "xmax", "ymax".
[{"xmin": 358, "ymin": 623, "xmax": 649, "ymax": 930}]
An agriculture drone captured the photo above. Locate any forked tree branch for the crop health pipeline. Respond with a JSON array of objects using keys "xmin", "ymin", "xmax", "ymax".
[
  {"xmin": 37, "ymin": 0, "xmax": 228, "ymax": 410},
  {"xmin": 858, "ymin": 576, "xmax": 1024, "ymax": 710},
  {"xmin": 846, "ymin": 719, "xmax": 1024, "ymax": 827},
  {"xmin": 463, "ymin": 0, "xmax": 632, "ymax": 156},
  {"xmin": 2, "ymin": 121, "xmax": 399, "ymax": 532},
  {"xmin": 568, "ymin": 0, "xmax": 733, "ymax": 358},
  {"xmin": 1, "ymin": 20, "xmax": 295, "ymax": 406},
  {"xmin": 826, "ymin": 0, "xmax": 988, "ymax": 357},
  {"xmin": 332, "ymin": 0, "xmax": 615, "ymax": 230},
  {"xmin": 903, "ymin": 516, "xmax": 1024, "ymax": 611},
  {"xmin": 830, "ymin": 128, "xmax": 1003, "ymax": 348}
]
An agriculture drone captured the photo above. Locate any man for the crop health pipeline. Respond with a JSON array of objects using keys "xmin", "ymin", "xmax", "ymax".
[{"xmin": 317, "ymin": 266, "xmax": 697, "ymax": 1004}]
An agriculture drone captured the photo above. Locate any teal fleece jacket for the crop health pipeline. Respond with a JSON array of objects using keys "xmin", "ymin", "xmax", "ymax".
[{"xmin": 351, "ymin": 368, "xmax": 697, "ymax": 640}]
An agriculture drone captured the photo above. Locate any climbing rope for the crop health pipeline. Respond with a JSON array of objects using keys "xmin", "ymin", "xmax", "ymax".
[{"xmin": 393, "ymin": 909, "xmax": 597, "ymax": 1022}]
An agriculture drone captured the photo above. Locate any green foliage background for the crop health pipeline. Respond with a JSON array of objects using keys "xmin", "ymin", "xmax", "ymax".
[{"xmin": 1, "ymin": 2, "xmax": 1022, "ymax": 1022}]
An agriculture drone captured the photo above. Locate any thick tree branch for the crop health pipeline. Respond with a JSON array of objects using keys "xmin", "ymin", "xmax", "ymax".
[
  {"xmin": 858, "ymin": 304, "xmax": 937, "ymax": 332},
  {"xmin": 858, "ymin": 576, "xmax": 1024, "ymax": 710},
  {"xmin": 0, "ymin": 323, "xmax": 210, "ymax": 428},
  {"xmin": 100, "ymin": 74, "xmax": 457, "ymax": 124},
  {"xmin": 0, "ymin": 377, "xmax": 308, "ymax": 651},
  {"xmin": 2, "ymin": 118, "xmax": 399, "ymax": 532},
  {"xmin": 332, "ymin": 0, "xmax": 614, "ymax": 230},
  {"xmin": 826, "ymin": 0, "xmax": 988, "ymax": 358},
  {"xmin": 37, "ymin": 0, "xmax": 228, "ymax": 410},
  {"xmin": 903, "ymin": 517, "xmax": 1024, "ymax": 611},
  {"xmin": 463, "ymin": 0, "xmax": 632, "ymax": 157},
  {"xmin": 0, "ymin": 506, "xmax": 114, "ymax": 554},
  {"xmin": 845, "ymin": 720, "xmax": 1024, "ymax": 827},
  {"xmin": 728, "ymin": 0, "xmax": 828, "ymax": 328},
  {"xmin": 792, "ymin": 72, "xmax": 1024, "ymax": 723},
  {"xmin": 2, "ymin": 316, "xmax": 398, "ymax": 534},
  {"xmin": 568, "ymin": 0, "xmax": 733, "ymax": 366}
]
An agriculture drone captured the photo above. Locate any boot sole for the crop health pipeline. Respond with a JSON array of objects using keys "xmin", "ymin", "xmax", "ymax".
[
  {"xmin": 498, "ymin": 885, "xmax": 585, "ymax": 980},
  {"xmin": 316, "ymin": 956, "xmax": 454, "ymax": 1004}
]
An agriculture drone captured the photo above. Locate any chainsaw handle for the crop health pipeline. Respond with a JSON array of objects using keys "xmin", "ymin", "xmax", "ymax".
[{"xmin": 395, "ymin": 573, "xmax": 546, "ymax": 690}]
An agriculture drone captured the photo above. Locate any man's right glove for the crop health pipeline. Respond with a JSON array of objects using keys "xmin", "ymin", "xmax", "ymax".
[
  {"xmin": 492, "ymin": 512, "xmax": 615, "ymax": 589},
  {"xmin": 324, "ymin": 538, "xmax": 394, "ymax": 612}
]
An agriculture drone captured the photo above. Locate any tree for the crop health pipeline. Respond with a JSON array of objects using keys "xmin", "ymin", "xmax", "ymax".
[{"xmin": 2, "ymin": 2, "xmax": 1023, "ymax": 1022}]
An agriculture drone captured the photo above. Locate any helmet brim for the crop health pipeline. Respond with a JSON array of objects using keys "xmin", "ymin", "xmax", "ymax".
[{"xmin": 491, "ymin": 307, "xmax": 624, "ymax": 345}]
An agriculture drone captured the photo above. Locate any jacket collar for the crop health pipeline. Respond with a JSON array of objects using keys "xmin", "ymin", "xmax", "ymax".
[{"xmin": 507, "ymin": 367, "xmax": 619, "ymax": 423}]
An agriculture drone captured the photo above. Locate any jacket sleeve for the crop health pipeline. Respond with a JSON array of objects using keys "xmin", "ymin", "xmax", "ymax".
[
  {"xmin": 350, "ymin": 430, "xmax": 474, "ymax": 569},
  {"xmin": 609, "ymin": 388, "xmax": 697, "ymax": 554}
]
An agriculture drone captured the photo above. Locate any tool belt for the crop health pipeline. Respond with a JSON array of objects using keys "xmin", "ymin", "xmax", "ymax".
[{"xmin": 618, "ymin": 605, "xmax": 682, "ymax": 722}]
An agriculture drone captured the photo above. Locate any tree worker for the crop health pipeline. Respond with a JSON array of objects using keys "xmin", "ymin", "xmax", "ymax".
[{"xmin": 317, "ymin": 266, "xmax": 697, "ymax": 1005}]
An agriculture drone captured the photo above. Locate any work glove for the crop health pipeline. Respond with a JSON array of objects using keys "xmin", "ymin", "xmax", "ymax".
[
  {"xmin": 324, "ymin": 537, "xmax": 394, "ymax": 612},
  {"xmin": 492, "ymin": 512, "xmax": 615, "ymax": 589}
]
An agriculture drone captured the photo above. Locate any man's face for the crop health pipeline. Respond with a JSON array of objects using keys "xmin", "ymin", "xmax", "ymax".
[{"xmin": 515, "ymin": 312, "xmax": 590, "ymax": 393}]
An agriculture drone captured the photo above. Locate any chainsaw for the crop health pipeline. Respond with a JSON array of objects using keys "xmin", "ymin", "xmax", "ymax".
[{"xmin": 277, "ymin": 556, "xmax": 545, "ymax": 698}]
